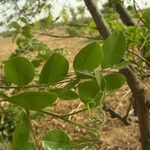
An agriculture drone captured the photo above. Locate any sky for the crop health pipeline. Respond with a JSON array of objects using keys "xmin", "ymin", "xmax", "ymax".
[
  {"xmin": 0, "ymin": 0, "xmax": 150, "ymax": 32},
  {"xmin": 51, "ymin": 0, "xmax": 150, "ymax": 16}
]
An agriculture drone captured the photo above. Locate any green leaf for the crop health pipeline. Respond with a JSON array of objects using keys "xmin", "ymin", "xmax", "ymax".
[
  {"xmin": 75, "ymin": 71, "xmax": 93, "ymax": 81},
  {"xmin": 39, "ymin": 53, "xmax": 69, "ymax": 84},
  {"xmin": 24, "ymin": 143, "xmax": 36, "ymax": 150},
  {"xmin": 22, "ymin": 26, "xmax": 33, "ymax": 38},
  {"xmin": 78, "ymin": 80, "xmax": 101, "ymax": 105},
  {"xmin": 59, "ymin": 90, "xmax": 79, "ymax": 100},
  {"xmin": 144, "ymin": 49, "xmax": 150, "ymax": 58},
  {"xmin": 0, "ymin": 91, "xmax": 8, "ymax": 99},
  {"xmin": 31, "ymin": 59, "xmax": 41, "ymax": 68},
  {"xmin": 12, "ymin": 111, "xmax": 30, "ymax": 150},
  {"xmin": 4, "ymin": 57, "xmax": 34, "ymax": 86},
  {"xmin": 73, "ymin": 42, "xmax": 103, "ymax": 72},
  {"xmin": 104, "ymin": 73, "xmax": 126, "ymax": 92},
  {"xmin": 76, "ymin": 70, "xmax": 93, "ymax": 77},
  {"xmin": 19, "ymin": 17, "xmax": 28, "ymax": 24},
  {"xmin": 49, "ymin": 88, "xmax": 79, "ymax": 100},
  {"xmin": 94, "ymin": 70, "xmax": 105, "ymax": 90},
  {"xmin": 49, "ymin": 88, "xmax": 62, "ymax": 95},
  {"xmin": 42, "ymin": 129, "xmax": 70, "ymax": 150},
  {"xmin": 5, "ymin": 92, "xmax": 57, "ymax": 110},
  {"xmin": 143, "ymin": 10, "xmax": 150, "ymax": 28},
  {"xmin": 10, "ymin": 21, "xmax": 21, "ymax": 30},
  {"xmin": 89, "ymin": 21, "xmax": 97, "ymax": 33},
  {"xmin": 114, "ymin": 61, "xmax": 130, "ymax": 69},
  {"xmin": 63, "ymin": 78, "xmax": 79, "ymax": 90},
  {"xmin": 102, "ymin": 31, "xmax": 126, "ymax": 68}
]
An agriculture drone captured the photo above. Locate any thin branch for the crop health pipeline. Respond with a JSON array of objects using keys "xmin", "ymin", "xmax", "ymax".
[
  {"xmin": 103, "ymin": 104, "xmax": 130, "ymax": 125},
  {"xmin": 28, "ymin": 112, "xmax": 40, "ymax": 150},
  {"xmin": 40, "ymin": 110, "xmax": 98, "ymax": 133},
  {"xmin": 127, "ymin": 50, "xmax": 150, "ymax": 65},
  {"xmin": 0, "ymin": 85, "xmax": 44, "ymax": 89},
  {"xmin": 66, "ymin": 22, "xmax": 97, "ymax": 30},
  {"xmin": 140, "ymin": 34, "xmax": 150, "ymax": 51},
  {"xmin": 133, "ymin": 0, "xmax": 150, "ymax": 30},
  {"xmin": 61, "ymin": 108, "xmax": 87, "ymax": 117},
  {"xmin": 39, "ymin": 28, "xmax": 99, "ymax": 40},
  {"xmin": 124, "ymin": 97, "xmax": 133, "ymax": 120},
  {"xmin": 138, "ymin": 74, "xmax": 150, "ymax": 78},
  {"xmin": 0, "ymin": 78, "xmax": 74, "ymax": 89},
  {"xmin": 15, "ymin": 0, "xmax": 31, "ymax": 22}
]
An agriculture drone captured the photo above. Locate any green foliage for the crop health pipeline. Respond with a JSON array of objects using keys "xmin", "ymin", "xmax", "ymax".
[
  {"xmin": 66, "ymin": 26, "xmax": 84, "ymax": 36},
  {"xmin": 42, "ymin": 129, "xmax": 71, "ymax": 150},
  {"xmin": 10, "ymin": 38, "xmax": 69, "ymax": 73},
  {"xmin": 104, "ymin": 12, "xmax": 120, "ymax": 30},
  {"xmin": 11, "ymin": 38, "xmax": 50, "ymax": 58},
  {"xmin": 12, "ymin": 111, "xmax": 30, "ymax": 150},
  {"xmin": 94, "ymin": 70, "xmax": 105, "ymax": 90},
  {"xmin": 49, "ymin": 88, "xmax": 79, "ymax": 100},
  {"xmin": 22, "ymin": 25, "xmax": 33, "ymax": 38},
  {"xmin": 0, "ymin": 104, "xmax": 17, "ymax": 142},
  {"xmin": 0, "ymin": 30, "xmax": 16, "ymax": 37},
  {"xmin": 24, "ymin": 143, "xmax": 36, "ymax": 150},
  {"xmin": 59, "ymin": 90, "xmax": 79, "ymax": 100},
  {"xmin": 61, "ymin": 8, "xmax": 69, "ymax": 22},
  {"xmin": 143, "ymin": 10, "xmax": 150, "ymax": 28},
  {"xmin": 1, "ymin": 1, "xmax": 150, "ymax": 149},
  {"xmin": 40, "ymin": 13, "xmax": 53, "ymax": 28},
  {"xmin": 4, "ymin": 57, "xmax": 34, "ymax": 86},
  {"xmin": 114, "ymin": 60, "xmax": 130, "ymax": 69},
  {"xmin": 10, "ymin": 22, "xmax": 21, "ymax": 30},
  {"xmin": 73, "ymin": 42, "xmax": 103, "ymax": 73},
  {"xmin": 1, "ymin": 29, "xmax": 128, "ymax": 149},
  {"xmin": 77, "ymin": 5, "xmax": 85, "ymax": 17},
  {"xmin": 39, "ymin": 53, "xmax": 69, "ymax": 84},
  {"xmin": 71, "ymin": 134, "xmax": 98, "ymax": 150},
  {"xmin": 5, "ymin": 92, "xmax": 57, "ymax": 111},
  {"xmin": 104, "ymin": 73, "xmax": 126, "ymax": 92},
  {"xmin": 88, "ymin": 21, "xmax": 98, "ymax": 34},
  {"xmin": 102, "ymin": 31, "xmax": 126, "ymax": 68},
  {"xmin": 78, "ymin": 80, "xmax": 102, "ymax": 106},
  {"xmin": 124, "ymin": 26, "xmax": 142, "ymax": 46},
  {"xmin": 19, "ymin": 17, "xmax": 28, "ymax": 24},
  {"xmin": 144, "ymin": 49, "xmax": 150, "ymax": 58}
]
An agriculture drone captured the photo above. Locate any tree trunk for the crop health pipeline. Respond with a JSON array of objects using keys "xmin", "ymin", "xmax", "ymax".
[
  {"xmin": 120, "ymin": 68, "xmax": 150, "ymax": 150},
  {"xmin": 84, "ymin": 0, "xmax": 150, "ymax": 149},
  {"xmin": 110, "ymin": 0, "xmax": 136, "ymax": 26},
  {"xmin": 83, "ymin": 0, "xmax": 111, "ymax": 39}
]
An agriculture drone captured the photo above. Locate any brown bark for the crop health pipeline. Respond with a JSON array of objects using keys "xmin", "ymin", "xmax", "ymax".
[
  {"xmin": 119, "ymin": 68, "xmax": 150, "ymax": 150},
  {"xmin": 84, "ymin": 0, "xmax": 150, "ymax": 149},
  {"xmin": 84, "ymin": 0, "xmax": 111, "ymax": 39},
  {"xmin": 112, "ymin": 1, "xmax": 136, "ymax": 26}
]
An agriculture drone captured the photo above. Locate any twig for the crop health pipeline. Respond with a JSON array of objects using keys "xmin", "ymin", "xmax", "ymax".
[
  {"xmin": 133, "ymin": 0, "xmax": 150, "ymax": 30},
  {"xmin": 15, "ymin": 0, "xmax": 31, "ymax": 22},
  {"xmin": 103, "ymin": 104, "xmax": 130, "ymax": 125},
  {"xmin": 66, "ymin": 22, "xmax": 97, "ymax": 30},
  {"xmin": 40, "ymin": 110, "xmax": 98, "ymax": 133},
  {"xmin": 127, "ymin": 50, "xmax": 150, "ymax": 65},
  {"xmin": 39, "ymin": 28, "xmax": 98, "ymax": 40},
  {"xmin": 28, "ymin": 112, "xmax": 40, "ymax": 150},
  {"xmin": 115, "ymin": 89, "xmax": 130, "ymax": 112},
  {"xmin": 140, "ymin": 34, "xmax": 150, "ymax": 51},
  {"xmin": 0, "ymin": 78, "xmax": 73, "ymax": 89},
  {"xmin": 61, "ymin": 108, "xmax": 87, "ymax": 117},
  {"xmin": 124, "ymin": 96, "xmax": 133, "ymax": 120}
]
